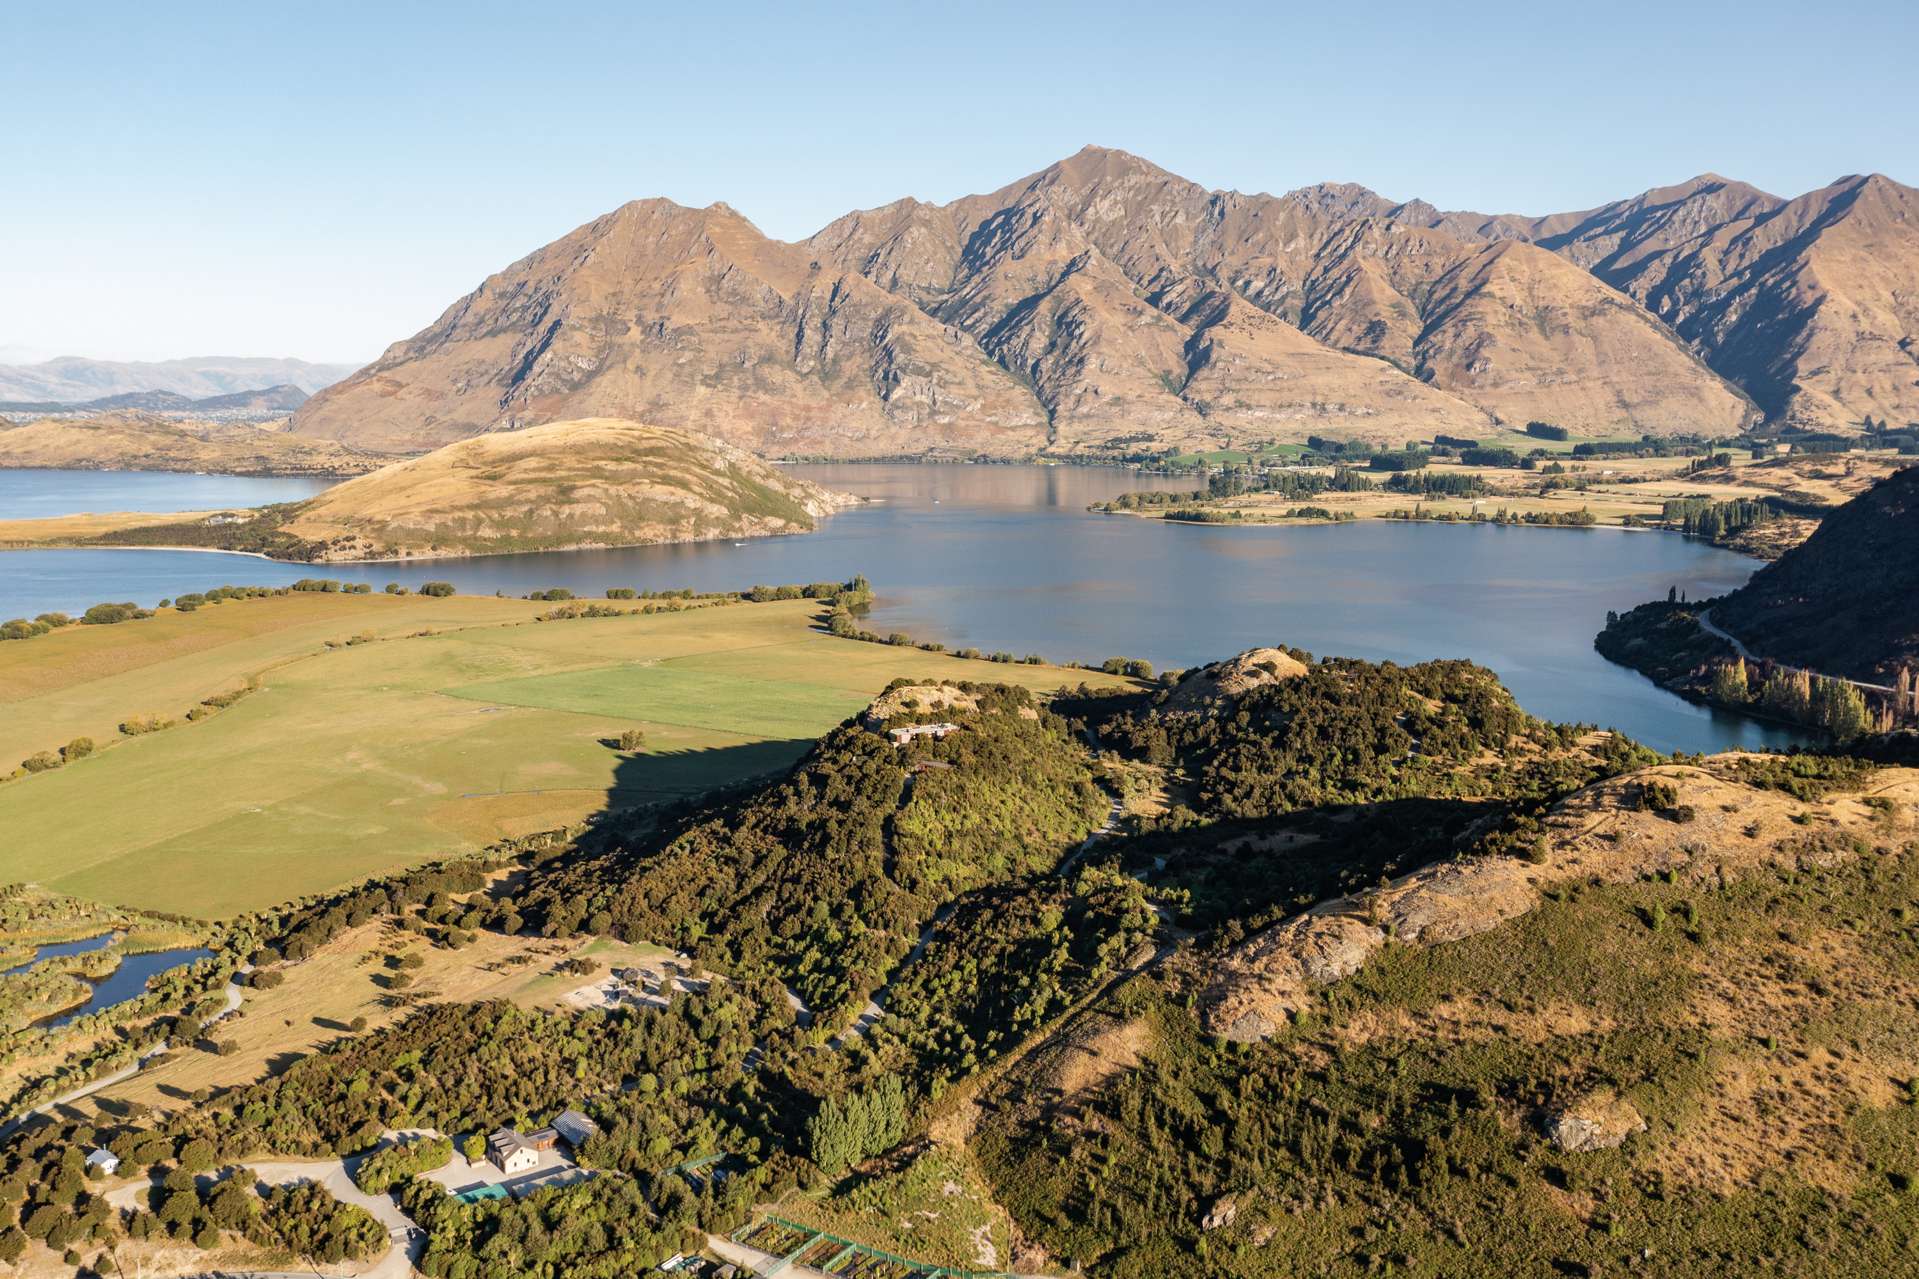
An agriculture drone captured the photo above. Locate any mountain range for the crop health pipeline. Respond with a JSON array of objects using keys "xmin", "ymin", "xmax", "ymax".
[
  {"xmin": 0, "ymin": 384, "xmax": 311, "ymax": 415},
  {"xmin": 290, "ymin": 149, "xmax": 1919, "ymax": 457},
  {"xmin": 0, "ymin": 355, "xmax": 357, "ymax": 404}
]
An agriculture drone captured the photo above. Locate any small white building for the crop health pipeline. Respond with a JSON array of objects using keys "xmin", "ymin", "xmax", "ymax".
[
  {"xmin": 886, "ymin": 722, "xmax": 959, "ymax": 747},
  {"xmin": 486, "ymin": 1128, "xmax": 538, "ymax": 1175},
  {"xmin": 85, "ymin": 1148, "xmax": 121, "ymax": 1177}
]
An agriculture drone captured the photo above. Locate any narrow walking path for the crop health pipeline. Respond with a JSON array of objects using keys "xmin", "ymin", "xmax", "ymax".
[
  {"xmin": 829, "ymin": 902, "xmax": 956, "ymax": 1049},
  {"xmin": 0, "ymin": 962, "xmax": 252, "ymax": 1135},
  {"xmin": 1057, "ymin": 789, "xmax": 1122, "ymax": 876},
  {"xmin": 1699, "ymin": 606, "xmax": 1896, "ymax": 693}
]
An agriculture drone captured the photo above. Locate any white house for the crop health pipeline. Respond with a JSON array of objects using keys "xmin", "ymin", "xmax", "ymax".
[
  {"xmin": 485, "ymin": 1128, "xmax": 538, "ymax": 1175},
  {"xmin": 84, "ymin": 1148, "xmax": 120, "ymax": 1177}
]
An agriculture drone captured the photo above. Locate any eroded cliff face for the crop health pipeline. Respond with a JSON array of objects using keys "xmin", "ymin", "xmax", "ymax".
[{"xmin": 293, "ymin": 148, "xmax": 1919, "ymax": 456}]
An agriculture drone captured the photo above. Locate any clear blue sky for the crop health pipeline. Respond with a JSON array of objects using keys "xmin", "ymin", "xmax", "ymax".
[{"xmin": 4, "ymin": 0, "xmax": 1912, "ymax": 364}]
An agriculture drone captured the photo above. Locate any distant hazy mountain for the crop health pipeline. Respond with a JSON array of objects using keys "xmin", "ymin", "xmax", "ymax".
[
  {"xmin": 0, "ymin": 384, "xmax": 311, "ymax": 415},
  {"xmin": 290, "ymin": 149, "xmax": 1916, "ymax": 457},
  {"xmin": 0, "ymin": 412, "xmax": 381, "ymax": 477},
  {"xmin": 0, "ymin": 356, "xmax": 357, "ymax": 404}
]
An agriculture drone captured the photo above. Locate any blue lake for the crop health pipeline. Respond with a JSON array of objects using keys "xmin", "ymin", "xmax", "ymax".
[
  {"xmin": 1, "ymin": 932, "xmax": 117, "ymax": 978},
  {"xmin": 0, "ymin": 467, "xmax": 333, "ymax": 520},
  {"xmin": 0, "ymin": 463, "xmax": 1802, "ymax": 755}
]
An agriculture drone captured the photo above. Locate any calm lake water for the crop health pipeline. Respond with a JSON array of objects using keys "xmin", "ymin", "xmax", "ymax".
[
  {"xmin": 0, "ymin": 463, "xmax": 1800, "ymax": 754},
  {"xmin": 0, "ymin": 467, "xmax": 333, "ymax": 520},
  {"xmin": 33, "ymin": 946, "xmax": 214, "ymax": 1029},
  {"xmin": 1, "ymin": 932, "xmax": 117, "ymax": 978}
]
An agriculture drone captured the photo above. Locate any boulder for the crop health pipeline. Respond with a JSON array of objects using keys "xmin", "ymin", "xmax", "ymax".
[{"xmin": 1544, "ymin": 1090, "xmax": 1646, "ymax": 1153}]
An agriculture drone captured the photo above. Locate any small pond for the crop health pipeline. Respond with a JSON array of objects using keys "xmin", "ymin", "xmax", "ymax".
[
  {"xmin": 33, "ymin": 946, "xmax": 215, "ymax": 1030},
  {"xmin": 0, "ymin": 931, "xmax": 118, "ymax": 978}
]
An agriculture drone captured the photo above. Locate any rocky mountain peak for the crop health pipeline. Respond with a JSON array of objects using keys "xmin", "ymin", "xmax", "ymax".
[{"xmin": 291, "ymin": 153, "xmax": 1919, "ymax": 455}]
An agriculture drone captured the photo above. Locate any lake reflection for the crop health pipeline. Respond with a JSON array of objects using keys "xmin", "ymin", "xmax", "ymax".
[{"xmin": 0, "ymin": 463, "xmax": 1801, "ymax": 754}]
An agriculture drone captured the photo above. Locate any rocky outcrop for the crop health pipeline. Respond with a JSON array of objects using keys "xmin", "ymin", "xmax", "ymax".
[
  {"xmin": 1201, "ymin": 1195, "xmax": 1239, "ymax": 1231},
  {"xmin": 1160, "ymin": 647, "xmax": 1308, "ymax": 714},
  {"xmin": 861, "ymin": 684, "xmax": 983, "ymax": 726},
  {"xmin": 1200, "ymin": 759, "xmax": 1919, "ymax": 1042},
  {"xmin": 1544, "ymin": 1090, "xmax": 1646, "ymax": 1153}
]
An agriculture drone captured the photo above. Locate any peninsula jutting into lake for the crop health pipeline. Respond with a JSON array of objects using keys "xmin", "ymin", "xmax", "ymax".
[{"xmin": 5, "ymin": 6, "xmax": 1918, "ymax": 1277}]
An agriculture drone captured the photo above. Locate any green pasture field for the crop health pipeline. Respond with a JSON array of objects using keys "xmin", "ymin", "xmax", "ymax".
[
  {"xmin": 0, "ymin": 594, "xmax": 1128, "ymax": 918},
  {"xmin": 448, "ymin": 663, "xmax": 872, "ymax": 742}
]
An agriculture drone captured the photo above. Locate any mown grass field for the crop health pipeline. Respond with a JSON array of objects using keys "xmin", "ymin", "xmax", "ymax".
[
  {"xmin": 0, "ymin": 593, "xmax": 1126, "ymax": 918},
  {"xmin": 448, "ymin": 662, "xmax": 872, "ymax": 742}
]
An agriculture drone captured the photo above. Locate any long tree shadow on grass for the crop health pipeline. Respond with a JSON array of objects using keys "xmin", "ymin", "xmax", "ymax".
[{"xmin": 602, "ymin": 737, "xmax": 816, "ymax": 810}]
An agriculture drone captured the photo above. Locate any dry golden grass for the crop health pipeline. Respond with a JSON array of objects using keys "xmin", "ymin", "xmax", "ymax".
[
  {"xmin": 0, "ymin": 412, "xmax": 380, "ymax": 478},
  {"xmin": 0, "ymin": 508, "xmax": 210, "ymax": 548},
  {"xmin": 81, "ymin": 923, "xmax": 669, "ymax": 1119},
  {"xmin": 277, "ymin": 417, "xmax": 850, "ymax": 560}
]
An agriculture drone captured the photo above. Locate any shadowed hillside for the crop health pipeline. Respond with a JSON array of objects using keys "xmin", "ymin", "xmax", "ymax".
[{"xmin": 1712, "ymin": 463, "xmax": 1919, "ymax": 681}]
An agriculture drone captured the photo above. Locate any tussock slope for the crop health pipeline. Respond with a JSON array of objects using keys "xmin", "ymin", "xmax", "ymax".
[
  {"xmin": 278, "ymin": 417, "xmax": 851, "ymax": 560},
  {"xmin": 1200, "ymin": 757, "xmax": 1919, "ymax": 1041}
]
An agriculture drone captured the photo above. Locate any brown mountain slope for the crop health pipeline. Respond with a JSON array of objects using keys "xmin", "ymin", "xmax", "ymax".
[
  {"xmin": 811, "ymin": 149, "xmax": 1743, "ymax": 438},
  {"xmin": 1312, "ymin": 168, "xmax": 1919, "ymax": 434},
  {"xmin": 1526, "ymin": 174, "xmax": 1787, "ymax": 275},
  {"xmin": 293, "ymin": 200, "xmax": 1047, "ymax": 456},
  {"xmin": 277, "ymin": 417, "xmax": 850, "ymax": 560},
  {"xmin": 809, "ymin": 150, "xmax": 1496, "ymax": 448},
  {"xmin": 292, "ymin": 149, "xmax": 1912, "ymax": 456},
  {"xmin": 1410, "ymin": 240, "xmax": 1757, "ymax": 433},
  {"xmin": 1589, "ymin": 174, "xmax": 1919, "ymax": 430}
]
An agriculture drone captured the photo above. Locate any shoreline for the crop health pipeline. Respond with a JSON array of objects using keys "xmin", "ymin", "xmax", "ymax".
[
  {"xmin": 0, "ymin": 522, "xmax": 831, "ymax": 566},
  {"xmin": 0, "ymin": 462, "xmax": 371, "ymax": 480},
  {"xmin": 1100, "ymin": 505, "xmax": 1699, "ymax": 540}
]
